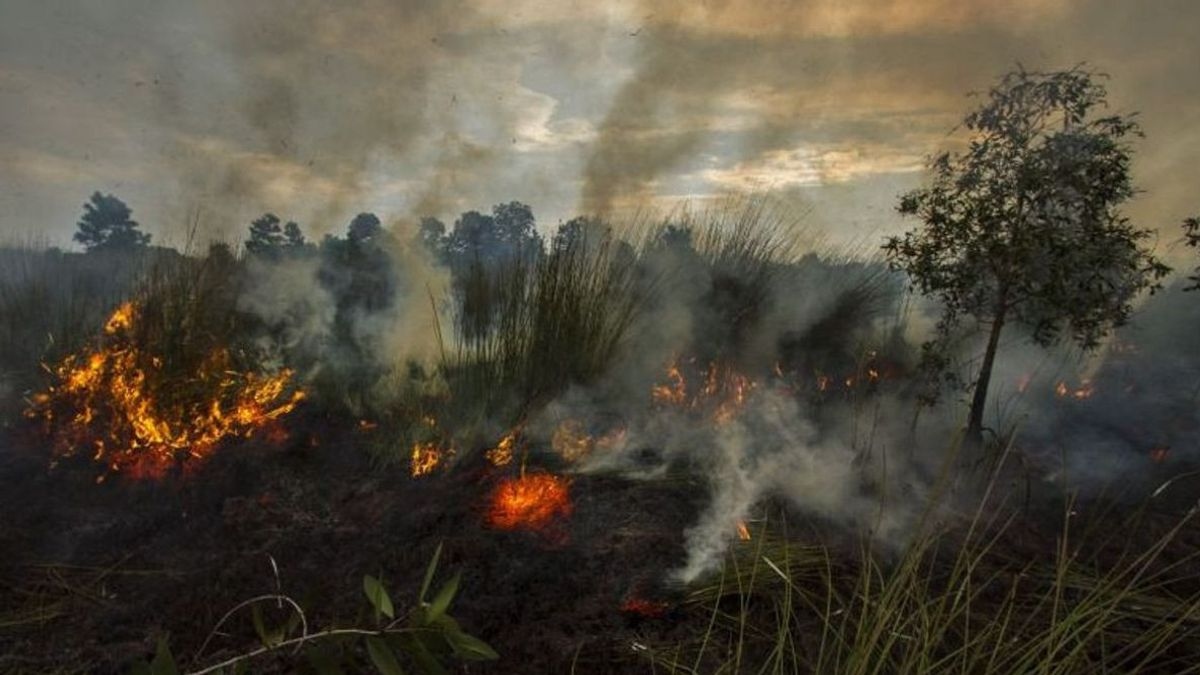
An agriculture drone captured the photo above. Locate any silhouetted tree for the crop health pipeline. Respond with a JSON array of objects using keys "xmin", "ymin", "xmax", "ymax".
[
  {"xmin": 884, "ymin": 67, "xmax": 1170, "ymax": 445},
  {"xmin": 74, "ymin": 192, "xmax": 150, "ymax": 252},
  {"xmin": 284, "ymin": 221, "xmax": 307, "ymax": 248},
  {"xmin": 246, "ymin": 213, "xmax": 285, "ymax": 257},
  {"xmin": 418, "ymin": 216, "xmax": 447, "ymax": 260},
  {"xmin": 347, "ymin": 212, "xmax": 383, "ymax": 244},
  {"xmin": 444, "ymin": 202, "xmax": 543, "ymax": 270},
  {"xmin": 246, "ymin": 214, "xmax": 310, "ymax": 259},
  {"xmin": 1183, "ymin": 216, "xmax": 1200, "ymax": 291}
]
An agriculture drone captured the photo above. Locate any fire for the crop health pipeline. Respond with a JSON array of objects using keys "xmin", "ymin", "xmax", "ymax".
[
  {"xmin": 1150, "ymin": 447, "xmax": 1169, "ymax": 464},
  {"xmin": 1055, "ymin": 378, "xmax": 1094, "ymax": 400},
  {"xmin": 487, "ymin": 472, "xmax": 572, "ymax": 531},
  {"xmin": 552, "ymin": 419, "xmax": 594, "ymax": 462},
  {"xmin": 650, "ymin": 358, "xmax": 757, "ymax": 424},
  {"xmin": 486, "ymin": 428, "xmax": 521, "ymax": 466},
  {"xmin": 26, "ymin": 302, "xmax": 305, "ymax": 480},
  {"xmin": 736, "ymin": 520, "xmax": 751, "ymax": 541},
  {"xmin": 550, "ymin": 417, "xmax": 628, "ymax": 462},
  {"xmin": 410, "ymin": 442, "xmax": 443, "ymax": 477},
  {"xmin": 650, "ymin": 358, "xmax": 688, "ymax": 406}
]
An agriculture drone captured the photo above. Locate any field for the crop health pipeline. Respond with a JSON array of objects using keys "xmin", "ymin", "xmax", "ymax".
[{"xmin": 2, "ymin": 204, "xmax": 1200, "ymax": 674}]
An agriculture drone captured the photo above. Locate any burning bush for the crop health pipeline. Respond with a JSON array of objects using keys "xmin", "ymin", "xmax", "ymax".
[{"xmin": 26, "ymin": 299, "xmax": 304, "ymax": 480}]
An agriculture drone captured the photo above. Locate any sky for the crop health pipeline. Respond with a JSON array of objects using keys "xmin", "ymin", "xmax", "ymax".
[{"xmin": 1, "ymin": 0, "xmax": 1197, "ymax": 260}]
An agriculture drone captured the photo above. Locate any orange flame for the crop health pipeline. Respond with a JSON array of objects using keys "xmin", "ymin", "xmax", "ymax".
[
  {"xmin": 651, "ymin": 358, "xmax": 688, "ymax": 406},
  {"xmin": 486, "ymin": 428, "xmax": 520, "ymax": 466},
  {"xmin": 410, "ymin": 442, "xmax": 443, "ymax": 476},
  {"xmin": 736, "ymin": 520, "xmax": 751, "ymax": 541},
  {"xmin": 26, "ymin": 302, "xmax": 305, "ymax": 479},
  {"xmin": 552, "ymin": 419, "xmax": 594, "ymax": 462},
  {"xmin": 651, "ymin": 358, "xmax": 757, "ymax": 424},
  {"xmin": 487, "ymin": 472, "xmax": 572, "ymax": 531}
]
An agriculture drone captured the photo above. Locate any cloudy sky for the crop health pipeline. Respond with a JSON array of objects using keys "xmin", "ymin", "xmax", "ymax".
[{"xmin": 1, "ymin": 0, "xmax": 1197, "ymax": 257}]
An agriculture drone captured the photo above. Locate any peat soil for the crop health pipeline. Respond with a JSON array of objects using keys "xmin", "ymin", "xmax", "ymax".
[{"xmin": 0, "ymin": 412, "xmax": 708, "ymax": 674}]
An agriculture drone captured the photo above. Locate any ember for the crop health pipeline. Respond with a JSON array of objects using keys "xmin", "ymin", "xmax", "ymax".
[
  {"xmin": 26, "ymin": 302, "xmax": 305, "ymax": 480},
  {"xmin": 619, "ymin": 596, "xmax": 670, "ymax": 618},
  {"xmin": 487, "ymin": 472, "xmax": 572, "ymax": 531}
]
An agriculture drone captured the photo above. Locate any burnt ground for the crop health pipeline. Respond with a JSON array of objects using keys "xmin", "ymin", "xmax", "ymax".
[
  {"xmin": 0, "ymin": 412, "xmax": 709, "ymax": 674},
  {"xmin": 5, "ymin": 410, "xmax": 1200, "ymax": 674}
]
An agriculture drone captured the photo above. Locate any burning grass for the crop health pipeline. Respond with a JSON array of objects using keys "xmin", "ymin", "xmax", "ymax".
[
  {"xmin": 25, "ymin": 300, "xmax": 304, "ymax": 480},
  {"xmin": 486, "ymin": 472, "xmax": 573, "ymax": 531}
]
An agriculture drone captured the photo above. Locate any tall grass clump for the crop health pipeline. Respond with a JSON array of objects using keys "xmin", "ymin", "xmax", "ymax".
[
  {"xmin": 442, "ymin": 228, "xmax": 644, "ymax": 427},
  {"xmin": 0, "ymin": 241, "xmax": 174, "ymax": 420},
  {"xmin": 647, "ymin": 457, "xmax": 1200, "ymax": 674}
]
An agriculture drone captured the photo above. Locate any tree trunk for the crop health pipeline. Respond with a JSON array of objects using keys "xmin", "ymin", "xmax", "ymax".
[{"xmin": 966, "ymin": 303, "xmax": 1008, "ymax": 447}]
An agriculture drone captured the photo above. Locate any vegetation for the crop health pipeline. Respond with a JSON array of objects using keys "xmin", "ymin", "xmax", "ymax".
[
  {"xmin": 74, "ymin": 192, "xmax": 151, "ymax": 252},
  {"xmin": 885, "ymin": 67, "xmax": 1170, "ymax": 445},
  {"xmin": 1183, "ymin": 215, "xmax": 1200, "ymax": 291},
  {"xmin": 3, "ymin": 65, "xmax": 1200, "ymax": 675},
  {"xmin": 132, "ymin": 544, "xmax": 496, "ymax": 675}
]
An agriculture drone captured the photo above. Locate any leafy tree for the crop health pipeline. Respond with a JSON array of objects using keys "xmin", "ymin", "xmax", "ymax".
[
  {"xmin": 417, "ymin": 216, "xmax": 447, "ymax": 259},
  {"xmin": 444, "ymin": 202, "xmax": 544, "ymax": 270},
  {"xmin": 347, "ymin": 212, "xmax": 383, "ymax": 244},
  {"xmin": 246, "ymin": 213, "xmax": 285, "ymax": 257},
  {"xmin": 246, "ymin": 214, "xmax": 310, "ymax": 259},
  {"xmin": 74, "ymin": 192, "xmax": 150, "ymax": 252},
  {"xmin": 883, "ymin": 67, "xmax": 1170, "ymax": 444},
  {"xmin": 283, "ymin": 221, "xmax": 307, "ymax": 248},
  {"xmin": 1183, "ymin": 216, "xmax": 1200, "ymax": 291}
]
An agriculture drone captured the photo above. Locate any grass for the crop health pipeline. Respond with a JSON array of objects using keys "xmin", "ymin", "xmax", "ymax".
[{"xmin": 646, "ymin": 446, "xmax": 1200, "ymax": 674}]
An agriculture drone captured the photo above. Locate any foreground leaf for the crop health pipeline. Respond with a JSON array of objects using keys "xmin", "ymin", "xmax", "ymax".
[
  {"xmin": 363, "ymin": 574, "xmax": 396, "ymax": 620},
  {"xmin": 366, "ymin": 636, "xmax": 406, "ymax": 675}
]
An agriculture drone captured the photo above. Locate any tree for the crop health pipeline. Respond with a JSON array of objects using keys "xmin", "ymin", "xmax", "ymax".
[
  {"xmin": 284, "ymin": 221, "xmax": 307, "ymax": 248},
  {"xmin": 246, "ymin": 213, "xmax": 285, "ymax": 257},
  {"xmin": 74, "ymin": 192, "xmax": 150, "ymax": 252},
  {"xmin": 1183, "ymin": 216, "xmax": 1200, "ymax": 291},
  {"xmin": 246, "ymin": 214, "xmax": 309, "ymax": 259},
  {"xmin": 347, "ymin": 212, "xmax": 383, "ymax": 244},
  {"xmin": 417, "ymin": 216, "xmax": 447, "ymax": 260},
  {"xmin": 883, "ymin": 67, "xmax": 1170, "ymax": 445}
]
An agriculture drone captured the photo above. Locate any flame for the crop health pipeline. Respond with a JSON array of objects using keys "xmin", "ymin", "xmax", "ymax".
[
  {"xmin": 26, "ymin": 302, "xmax": 305, "ymax": 479},
  {"xmin": 1055, "ymin": 379, "xmax": 1094, "ymax": 400},
  {"xmin": 650, "ymin": 358, "xmax": 757, "ymax": 424},
  {"xmin": 486, "ymin": 428, "xmax": 520, "ymax": 466},
  {"xmin": 1150, "ymin": 447, "xmax": 1169, "ymax": 464},
  {"xmin": 487, "ymin": 472, "xmax": 572, "ymax": 531},
  {"xmin": 650, "ymin": 358, "xmax": 688, "ymax": 406},
  {"xmin": 736, "ymin": 520, "xmax": 751, "ymax": 541},
  {"xmin": 410, "ymin": 442, "xmax": 443, "ymax": 477},
  {"xmin": 552, "ymin": 419, "xmax": 594, "ymax": 462}
]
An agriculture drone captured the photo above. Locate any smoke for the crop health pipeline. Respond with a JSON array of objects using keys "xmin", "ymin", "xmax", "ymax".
[{"xmin": 235, "ymin": 220, "xmax": 451, "ymax": 398}]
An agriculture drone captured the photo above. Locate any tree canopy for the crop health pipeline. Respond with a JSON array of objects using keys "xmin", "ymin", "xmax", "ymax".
[
  {"xmin": 74, "ymin": 192, "xmax": 151, "ymax": 252},
  {"xmin": 884, "ymin": 67, "xmax": 1170, "ymax": 442}
]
